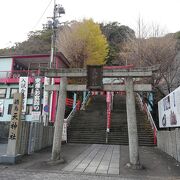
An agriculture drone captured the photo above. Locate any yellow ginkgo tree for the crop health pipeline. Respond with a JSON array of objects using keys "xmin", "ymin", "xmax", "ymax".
[{"xmin": 56, "ymin": 19, "xmax": 109, "ymax": 67}]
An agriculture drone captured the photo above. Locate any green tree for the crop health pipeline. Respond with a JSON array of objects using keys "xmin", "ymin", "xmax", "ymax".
[
  {"xmin": 100, "ymin": 22, "xmax": 135, "ymax": 65},
  {"xmin": 56, "ymin": 19, "xmax": 109, "ymax": 67}
]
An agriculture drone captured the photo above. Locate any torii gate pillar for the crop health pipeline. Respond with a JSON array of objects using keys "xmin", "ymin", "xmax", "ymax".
[
  {"xmin": 51, "ymin": 77, "xmax": 67, "ymax": 161},
  {"xmin": 125, "ymin": 77, "xmax": 141, "ymax": 169}
]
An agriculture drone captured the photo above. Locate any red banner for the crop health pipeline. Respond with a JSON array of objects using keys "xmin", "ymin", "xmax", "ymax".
[{"xmin": 106, "ymin": 92, "xmax": 111, "ymax": 132}]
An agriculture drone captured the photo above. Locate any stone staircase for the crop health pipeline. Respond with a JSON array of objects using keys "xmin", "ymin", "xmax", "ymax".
[
  {"xmin": 67, "ymin": 94, "xmax": 155, "ymax": 146},
  {"xmin": 108, "ymin": 95, "xmax": 155, "ymax": 146}
]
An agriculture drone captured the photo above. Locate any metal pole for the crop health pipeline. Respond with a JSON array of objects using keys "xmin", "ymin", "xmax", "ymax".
[
  {"xmin": 50, "ymin": 0, "xmax": 56, "ymax": 68},
  {"xmin": 49, "ymin": 0, "xmax": 56, "ymax": 122}
]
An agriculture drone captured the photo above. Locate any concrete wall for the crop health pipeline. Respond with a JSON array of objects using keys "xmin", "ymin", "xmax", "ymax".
[{"xmin": 157, "ymin": 128, "xmax": 180, "ymax": 162}]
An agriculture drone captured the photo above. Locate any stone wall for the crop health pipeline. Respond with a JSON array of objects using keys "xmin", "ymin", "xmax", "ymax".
[{"xmin": 157, "ymin": 128, "xmax": 180, "ymax": 162}]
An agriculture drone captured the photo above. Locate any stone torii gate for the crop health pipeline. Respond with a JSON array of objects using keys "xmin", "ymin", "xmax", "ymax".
[{"xmin": 44, "ymin": 66, "xmax": 157, "ymax": 168}]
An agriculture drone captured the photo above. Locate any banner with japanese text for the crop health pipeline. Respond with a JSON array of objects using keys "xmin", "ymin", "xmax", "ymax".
[
  {"xmin": 19, "ymin": 77, "xmax": 28, "ymax": 114},
  {"xmin": 8, "ymin": 93, "xmax": 22, "ymax": 141},
  {"xmin": 0, "ymin": 100, "xmax": 4, "ymax": 115},
  {"xmin": 32, "ymin": 77, "xmax": 42, "ymax": 121}
]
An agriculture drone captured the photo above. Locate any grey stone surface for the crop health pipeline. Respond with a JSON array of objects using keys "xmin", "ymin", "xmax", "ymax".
[
  {"xmin": 63, "ymin": 144, "xmax": 121, "ymax": 175},
  {"xmin": 0, "ymin": 154, "xmax": 22, "ymax": 164},
  {"xmin": 0, "ymin": 169, "xmax": 174, "ymax": 180},
  {"xmin": 0, "ymin": 144, "xmax": 7, "ymax": 156},
  {"xmin": 108, "ymin": 167, "xmax": 119, "ymax": 175},
  {"xmin": 0, "ymin": 143, "xmax": 180, "ymax": 179}
]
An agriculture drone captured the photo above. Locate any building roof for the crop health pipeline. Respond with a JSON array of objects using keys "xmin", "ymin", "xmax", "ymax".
[{"xmin": 0, "ymin": 52, "xmax": 70, "ymax": 68}]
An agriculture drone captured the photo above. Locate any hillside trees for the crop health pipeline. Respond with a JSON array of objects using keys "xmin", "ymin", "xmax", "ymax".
[
  {"xmin": 56, "ymin": 19, "xmax": 109, "ymax": 68},
  {"xmin": 0, "ymin": 29, "xmax": 51, "ymax": 55},
  {"xmin": 120, "ymin": 21, "xmax": 178, "ymax": 94},
  {"xmin": 100, "ymin": 22, "xmax": 135, "ymax": 65}
]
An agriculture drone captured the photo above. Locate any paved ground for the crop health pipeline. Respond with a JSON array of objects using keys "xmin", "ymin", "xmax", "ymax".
[
  {"xmin": 63, "ymin": 144, "xmax": 120, "ymax": 174},
  {"xmin": 0, "ymin": 143, "xmax": 180, "ymax": 179}
]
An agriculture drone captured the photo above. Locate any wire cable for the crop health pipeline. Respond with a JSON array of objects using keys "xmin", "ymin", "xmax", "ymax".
[{"xmin": 32, "ymin": 0, "xmax": 53, "ymax": 30}]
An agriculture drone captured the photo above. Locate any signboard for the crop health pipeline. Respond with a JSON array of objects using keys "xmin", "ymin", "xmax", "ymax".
[
  {"xmin": 62, "ymin": 121, "xmax": 67, "ymax": 142},
  {"xmin": 8, "ymin": 93, "xmax": 22, "ymax": 141},
  {"xmin": 42, "ymin": 77, "xmax": 50, "ymax": 125},
  {"xmin": 158, "ymin": 86, "xmax": 180, "ymax": 128},
  {"xmin": 0, "ymin": 100, "xmax": 4, "ymax": 116},
  {"xmin": 19, "ymin": 77, "xmax": 28, "ymax": 114},
  {"xmin": 87, "ymin": 65, "xmax": 103, "ymax": 90},
  {"xmin": 32, "ymin": 77, "xmax": 42, "ymax": 121}
]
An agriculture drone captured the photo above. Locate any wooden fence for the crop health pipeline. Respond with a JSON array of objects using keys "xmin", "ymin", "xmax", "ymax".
[
  {"xmin": 18, "ymin": 121, "xmax": 54, "ymax": 155},
  {"xmin": 0, "ymin": 121, "xmax": 54, "ymax": 155}
]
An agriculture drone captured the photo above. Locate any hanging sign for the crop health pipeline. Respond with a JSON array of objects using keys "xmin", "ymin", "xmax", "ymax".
[
  {"xmin": 32, "ymin": 77, "xmax": 42, "ymax": 121},
  {"xmin": 87, "ymin": 65, "xmax": 103, "ymax": 90},
  {"xmin": 19, "ymin": 77, "xmax": 28, "ymax": 114}
]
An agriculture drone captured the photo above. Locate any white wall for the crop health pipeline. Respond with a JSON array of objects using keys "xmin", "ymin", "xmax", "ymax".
[{"xmin": 0, "ymin": 58, "xmax": 13, "ymax": 78}]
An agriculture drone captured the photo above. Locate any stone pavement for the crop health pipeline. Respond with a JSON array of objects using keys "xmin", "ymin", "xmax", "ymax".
[
  {"xmin": 0, "ymin": 143, "xmax": 180, "ymax": 179},
  {"xmin": 63, "ymin": 144, "xmax": 120, "ymax": 174},
  {"xmin": 0, "ymin": 169, "xmax": 176, "ymax": 180}
]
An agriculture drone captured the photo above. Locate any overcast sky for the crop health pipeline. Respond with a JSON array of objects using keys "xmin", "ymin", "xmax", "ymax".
[{"xmin": 0, "ymin": 0, "xmax": 179, "ymax": 48}]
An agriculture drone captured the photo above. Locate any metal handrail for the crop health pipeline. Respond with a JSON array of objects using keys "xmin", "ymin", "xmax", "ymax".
[
  {"xmin": 64, "ymin": 102, "xmax": 79, "ymax": 125},
  {"xmin": 65, "ymin": 92, "xmax": 90, "ymax": 123},
  {"xmin": 80, "ymin": 91, "xmax": 91, "ymax": 110},
  {"xmin": 136, "ymin": 93, "xmax": 158, "ymax": 132},
  {"xmin": 63, "ymin": 93, "xmax": 90, "ymax": 143}
]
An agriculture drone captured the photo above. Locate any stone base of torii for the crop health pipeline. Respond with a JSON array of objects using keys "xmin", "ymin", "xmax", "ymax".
[{"xmin": 44, "ymin": 66, "xmax": 158, "ymax": 169}]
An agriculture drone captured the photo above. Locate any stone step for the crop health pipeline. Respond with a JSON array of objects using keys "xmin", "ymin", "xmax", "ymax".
[{"xmin": 68, "ymin": 94, "xmax": 155, "ymax": 147}]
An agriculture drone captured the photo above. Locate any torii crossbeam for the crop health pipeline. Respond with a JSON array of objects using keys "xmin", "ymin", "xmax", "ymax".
[{"xmin": 43, "ymin": 65, "xmax": 158, "ymax": 169}]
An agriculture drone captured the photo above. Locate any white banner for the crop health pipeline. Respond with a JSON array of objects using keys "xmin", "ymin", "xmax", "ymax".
[
  {"xmin": 42, "ymin": 77, "xmax": 50, "ymax": 125},
  {"xmin": 62, "ymin": 121, "xmax": 67, "ymax": 142},
  {"xmin": 158, "ymin": 86, "xmax": 180, "ymax": 128},
  {"xmin": 32, "ymin": 77, "xmax": 42, "ymax": 121},
  {"xmin": 0, "ymin": 100, "xmax": 4, "ymax": 114},
  {"xmin": 19, "ymin": 77, "xmax": 28, "ymax": 114}
]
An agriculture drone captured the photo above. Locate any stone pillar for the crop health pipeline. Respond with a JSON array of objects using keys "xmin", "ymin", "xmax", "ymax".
[
  {"xmin": 1, "ymin": 93, "xmax": 23, "ymax": 164},
  {"xmin": 51, "ymin": 77, "xmax": 67, "ymax": 161},
  {"xmin": 125, "ymin": 77, "xmax": 141, "ymax": 168}
]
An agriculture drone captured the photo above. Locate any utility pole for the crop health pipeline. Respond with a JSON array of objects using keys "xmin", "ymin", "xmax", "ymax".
[
  {"xmin": 50, "ymin": 0, "xmax": 65, "ymax": 68},
  {"xmin": 43, "ymin": 1, "xmax": 65, "ymax": 125}
]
